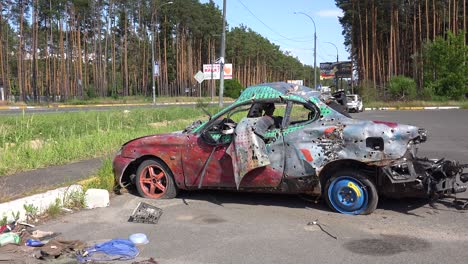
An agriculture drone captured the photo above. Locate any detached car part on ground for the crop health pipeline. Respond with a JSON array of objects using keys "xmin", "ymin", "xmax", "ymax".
[{"xmin": 113, "ymin": 82, "xmax": 468, "ymax": 215}]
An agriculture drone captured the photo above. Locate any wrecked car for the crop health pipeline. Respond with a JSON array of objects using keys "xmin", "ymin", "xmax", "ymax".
[{"xmin": 113, "ymin": 82, "xmax": 468, "ymax": 215}]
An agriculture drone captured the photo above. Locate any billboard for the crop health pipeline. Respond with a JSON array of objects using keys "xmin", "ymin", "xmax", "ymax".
[
  {"xmin": 320, "ymin": 61, "xmax": 353, "ymax": 79},
  {"xmin": 203, "ymin": 64, "xmax": 233, "ymax": 80},
  {"xmin": 335, "ymin": 61, "xmax": 352, "ymax": 78},
  {"xmin": 320, "ymin": 62, "xmax": 335, "ymax": 80}
]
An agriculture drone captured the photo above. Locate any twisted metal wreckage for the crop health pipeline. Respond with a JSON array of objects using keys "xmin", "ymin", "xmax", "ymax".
[{"xmin": 113, "ymin": 82, "xmax": 468, "ymax": 215}]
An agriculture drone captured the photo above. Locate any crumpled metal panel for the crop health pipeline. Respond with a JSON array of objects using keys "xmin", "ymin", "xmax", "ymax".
[
  {"xmin": 227, "ymin": 117, "xmax": 271, "ymax": 189},
  {"xmin": 283, "ymin": 97, "xmax": 421, "ymax": 178}
]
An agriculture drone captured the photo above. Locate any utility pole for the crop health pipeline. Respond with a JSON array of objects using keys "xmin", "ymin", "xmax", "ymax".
[
  {"xmin": 219, "ymin": 0, "xmax": 227, "ymax": 108},
  {"xmin": 325, "ymin": 42, "xmax": 339, "ymax": 91},
  {"xmin": 295, "ymin": 12, "xmax": 317, "ymax": 89}
]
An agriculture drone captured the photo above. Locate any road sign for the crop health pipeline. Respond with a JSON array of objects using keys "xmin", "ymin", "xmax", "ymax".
[
  {"xmin": 287, "ymin": 80, "xmax": 304, "ymax": 86},
  {"xmin": 194, "ymin": 71, "xmax": 204, "ymax": 84},
  {"xmin": 203, "ymin": 64, "xmax": 233, "ymax": 80}
]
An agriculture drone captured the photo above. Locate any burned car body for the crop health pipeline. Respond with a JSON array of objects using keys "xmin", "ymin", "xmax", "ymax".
[{"xmin": 113, "ymin": 82, "xmax": 467, "ymax": 215}]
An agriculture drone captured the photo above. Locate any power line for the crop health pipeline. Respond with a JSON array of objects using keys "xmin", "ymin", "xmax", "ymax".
[{"xmin": 236, "ymin": 0, "xmax": 299, "ymax": 42}]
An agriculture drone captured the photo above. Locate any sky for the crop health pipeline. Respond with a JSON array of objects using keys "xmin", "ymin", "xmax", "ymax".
[{"xmin": 200, "ymin": 0, "xmax": 348, "ymax": 67}]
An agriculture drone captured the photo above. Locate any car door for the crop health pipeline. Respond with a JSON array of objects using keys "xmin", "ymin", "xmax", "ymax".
[
  {"xmin": 183, "ymin": 131, "xmax": 236, "ymax": 188},
  {"xmin": 183, "ymin": 102, "xmax": 285, "ymax": 189},
  {"xmin": 281, "ymin": 100, "xmax": 323, "ymax": 183}
]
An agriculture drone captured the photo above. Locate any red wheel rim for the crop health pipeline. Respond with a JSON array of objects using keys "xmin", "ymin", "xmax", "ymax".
[{"xmin": 139, "ymin": 164, "xmax": 168, "ymax": 198}]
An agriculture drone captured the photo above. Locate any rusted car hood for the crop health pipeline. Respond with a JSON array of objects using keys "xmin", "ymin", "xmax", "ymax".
[{"xmin": 122, "ymin": 131, "xmax": 184, "ymax": 147}]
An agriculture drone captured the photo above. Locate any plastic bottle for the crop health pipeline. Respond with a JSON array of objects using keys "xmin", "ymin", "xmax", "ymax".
[{"xmin": 25, "ymin": 239, "xmax": 44, "ymax": 247}]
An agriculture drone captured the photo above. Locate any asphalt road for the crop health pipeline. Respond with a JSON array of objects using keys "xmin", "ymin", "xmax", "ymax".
[
  {"xmin": 355, "ymin": 109, "xmax": 468, "ymax": 162},
  {"xmin": 32, "ymin": 110, "xmax": 468, "ymax": 263}
]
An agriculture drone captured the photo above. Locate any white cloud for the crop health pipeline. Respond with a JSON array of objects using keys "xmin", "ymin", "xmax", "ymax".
[{"xmin": 317, "ymin": 9, "xmax": 343, "ymax": 18}]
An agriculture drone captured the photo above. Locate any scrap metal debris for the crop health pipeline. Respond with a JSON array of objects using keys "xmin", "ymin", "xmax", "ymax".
[
  {"xmin": 132, "ymin": 258, "xmax": 159, "ymax": 264},
  {"xmin": 307, "ymin": 220, "xmax": 337, "ymax": 240},
  {"xmin": 454, "ymin": 198, "xmax": 468, "ymax": 210},
  {"xmin": 34, "ymin": 239, "xmax": 86, "ymax": 260},
  {"xmin": 128, "ymin": 202, "xmax": 163, "ymax": 224}
]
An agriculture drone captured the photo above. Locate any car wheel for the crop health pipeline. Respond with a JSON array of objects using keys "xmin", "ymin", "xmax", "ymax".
[
  {"xmin": 136, "ymin": 159, "xmax": 177, "ymax": 199},
  {"xmin": 325, "ymin": 170, "xmax": 378, "ymax": 215}
]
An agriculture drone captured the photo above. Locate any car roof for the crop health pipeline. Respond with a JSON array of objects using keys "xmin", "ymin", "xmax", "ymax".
[{"xmin": 235, "ymin": 82, "xmax": 322, "ymax": 105}]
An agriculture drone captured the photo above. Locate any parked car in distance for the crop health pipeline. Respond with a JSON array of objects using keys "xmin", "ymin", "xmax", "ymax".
[
  {"xmin": 347, "ymin": 94, "xmax": 363, "ymax": 112},
  {"xmin": 113, "ymin": 82, "xmax": 467, "ymax": 215}
]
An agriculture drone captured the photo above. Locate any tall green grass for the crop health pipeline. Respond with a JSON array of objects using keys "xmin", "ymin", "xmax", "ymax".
[{"xmin": 0, "ymin": 107, "xmax": 212, "ymax": 176}]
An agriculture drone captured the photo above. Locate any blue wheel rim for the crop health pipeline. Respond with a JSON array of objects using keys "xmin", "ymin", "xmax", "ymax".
[{"xmin": 328, "ymin": 176, "xmax": 368, "ymax": 215}]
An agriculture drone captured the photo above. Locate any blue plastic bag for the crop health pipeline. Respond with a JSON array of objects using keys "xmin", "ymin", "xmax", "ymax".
[{"xmin": 77, "ymin": 239, "xmax": 139, "ymax": 262}]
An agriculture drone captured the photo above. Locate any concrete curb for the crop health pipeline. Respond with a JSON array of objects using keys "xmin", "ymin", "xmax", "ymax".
[
  {"xmin": 0, "ymin": 185, "xmax": 83, "ymax": 222},
  {"xmin": 0, "ymin": 184, "xmax": 111, "ymax": 222},
  {"xmin": 364, "ymin": 106, "xmax": 461, "ymax": 111}
]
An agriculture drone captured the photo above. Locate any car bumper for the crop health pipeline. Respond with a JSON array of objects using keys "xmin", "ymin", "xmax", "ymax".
[
  {"xmin": 113, "ymin": 155, "xmax": 136, "ymax": 188},
  {"xmin": 382, "ymin": 157, "xmax": 468, "ymax": 196},
  {"xmin": 347, "ymin": 104, "xmax": 359, "ymax": 110}
]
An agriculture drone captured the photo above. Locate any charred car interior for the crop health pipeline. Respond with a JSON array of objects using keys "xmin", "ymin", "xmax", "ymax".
[{"xmin": 113, "ymin": 82, "xmax": 467, "ymax": 215}]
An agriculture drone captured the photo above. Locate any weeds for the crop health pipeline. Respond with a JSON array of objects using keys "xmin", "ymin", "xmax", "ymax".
[
  {"xmin": 11, "ymin": 211, "xmax": 20, "ymax": 222},
  {"xmin": 81, "ymin": 158, "xmax": 114, "ymax": 192},
  {"xmin": 63, "ymin": 189, "xmax": 85, "ymax": 209},
  {"xmin": 0, "ymin": 215, "xmax": 7, "ymax": 226},
  {"xmin": 23, "ymin": 203, "xmax": 39, "ymax": 222},
  {"xmin": 45, "ymin": 198, "xmax": 62, "ymax": 218}
]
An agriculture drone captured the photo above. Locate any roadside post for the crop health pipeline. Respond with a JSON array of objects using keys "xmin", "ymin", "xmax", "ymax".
[{"xmin": 194, "ymin": 71, "xmax": 205, "ymax": 97}]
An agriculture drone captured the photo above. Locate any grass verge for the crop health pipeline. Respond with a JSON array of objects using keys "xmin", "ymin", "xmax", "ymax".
[{"xmin": 0, "ymin": 106, "xmax": 216, "ymax": 176}]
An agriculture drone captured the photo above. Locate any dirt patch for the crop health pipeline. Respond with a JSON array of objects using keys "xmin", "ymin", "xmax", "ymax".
[
  {"xmin": 29, "ymin": 139, "xmax": 44, "ymax": 150},
  {"xmin": 149, "ymin": 121, "xmax": 169, "ymax": 129}
]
